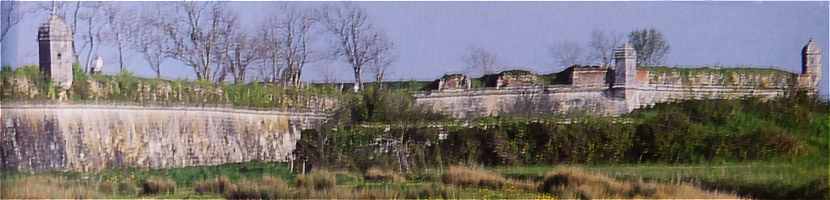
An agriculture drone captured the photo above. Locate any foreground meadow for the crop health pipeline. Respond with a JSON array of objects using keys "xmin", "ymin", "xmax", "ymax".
[{"xmin": 2, "ymin": 160, "xmax": 825, "ymax": 199}]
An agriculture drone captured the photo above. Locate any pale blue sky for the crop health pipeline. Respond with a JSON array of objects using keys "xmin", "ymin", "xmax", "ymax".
[{"xmin": 2, "ymin": 1, "xmax": 827, "ymax": 97}]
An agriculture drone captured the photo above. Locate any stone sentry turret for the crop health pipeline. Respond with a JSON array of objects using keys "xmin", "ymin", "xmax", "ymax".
[
  {"xmin": 799, "ymin": 39, "xmax": 822, "ymax": 90},
  {"xmin": 38, "ymin": 14, "xmax": 75, "ymax": 89},
  {"xmin": 612, "ymin": 42, "xmax": 640, "ymax": 112},
  {"xmin": 613, "ymin": 43, "xmax": 638, "ymax": 88}
]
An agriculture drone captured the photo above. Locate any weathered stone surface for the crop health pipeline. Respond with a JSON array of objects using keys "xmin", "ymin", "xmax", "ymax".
[
  {"xmin": 38, "ymin": 15, "xmax": 74, "ymax": 89},
  {"xmin": 436, "ymin": 74, "xmax": 470, "ymax": 90},
  {"xmin": 571, "ymin": 66, "xmax": 609, "ymax": 87},
  {"xmin": 416, "ymin": 86, "xmax": 626, "ymax": 118},
  {"xmin": 0, "ymin": 105, "xmax": 326, "ymax": 172},
  {"xmin": 799, "ymin": 39, "xmax": 822, "ymax": 90},
  {"xmin": 496, "ymin": 70, "xmax": 538, "ymax": 88}
]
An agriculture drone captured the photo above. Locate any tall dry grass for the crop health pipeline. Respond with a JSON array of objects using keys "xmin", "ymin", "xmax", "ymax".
[
  {"xmin": 539, "ymin": 167, "xmax": 741, "ymax": 199},
  {"xmin": 441, "ymin": 165, "xmax": 536, "ymax": 190},
  {"xmin": 0, "ymin": 175, "xmax": 103, "ymax": 199},
  {"xmin": 296, "ymin": 170, "xmax": 337, "ymax": 191},
  {"xmin": 224, "ymin": 176, "xmax": 292, "ymax": 199},
  {"xmin": 364, "ymin": 167, "xmax": 406, "ymax": 182},
  {"xmin": 193, "ymin": 175, "xmax": 235, "ymax": 195}
]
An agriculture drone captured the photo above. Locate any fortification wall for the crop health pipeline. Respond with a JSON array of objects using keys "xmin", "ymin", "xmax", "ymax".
[
  {"xmin": 415, "ymin": 68, "xmax": 800, "ymax": 118},
  {"xmin": 415, "ymin": 86, "xmax": 627, "ymax": 118},
  {"xmin": 0, "ymin": 104, "xmax": 327, "ymax": 172}
]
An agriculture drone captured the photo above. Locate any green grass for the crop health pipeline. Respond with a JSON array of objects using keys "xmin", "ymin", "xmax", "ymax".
[{"xmin": 1, "ymin": 65, "xmax": 343, "ymax": 109}]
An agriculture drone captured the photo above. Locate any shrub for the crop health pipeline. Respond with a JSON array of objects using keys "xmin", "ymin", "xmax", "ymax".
[
  {"xmin": 99, "ymin": 180, "xmax": 138, "ymax": 196},
  {"xmin": 140, "ymin": 177, "xmax": 176, "ymax": 195},
  {"xmin": 538, "ymin": 167, "xmax": 737, "ymax": 199},
  {"xmin": 224, "ymin": 176, "xmax": 291, "ymax": 199},
  {"xmin": 116, "ymin": 180, "xmax": 139, "ymax": 196},
  {"xmin": 442, "ymin": 165, "xmax": 508, "ymax": 189},
  {"xmin": 296, "ymin": 170, "xmax": 337, "ymax": 191},
  {"xmin": 364, "ymin": 167, "xmax": 405, "ymax": 182},
  {"xmin": 193, "ymin": 176, "xmax": 235, "ymax": 195}
]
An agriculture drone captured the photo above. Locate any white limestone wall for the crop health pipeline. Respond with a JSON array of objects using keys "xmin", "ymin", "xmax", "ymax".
[
  {"xmin": 415, "ymin": 86, "xmax": 627, "ymax": 118},
  {"xmin": 0, "ymin": 105, "xmax": 327, "ymax": 172}
]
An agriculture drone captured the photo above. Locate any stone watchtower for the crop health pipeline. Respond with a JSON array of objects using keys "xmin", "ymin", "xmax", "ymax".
[
  {"xmin": 799, "ymin": 39, "xmax": 822, "ymax": 90},
  {"xmin": 38, "ymin": 14, "xmax": 75, "ymax": 89},
  {"xmin": 614, "ymin": 43, "xmax": 638, "ymax": 88},
  {"xmin": 612, "ymin": 42, "xmax": 640, "ymax": 111}
]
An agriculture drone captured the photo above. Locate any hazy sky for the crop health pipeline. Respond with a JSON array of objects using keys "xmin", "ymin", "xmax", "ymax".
[{"xmin": 2, "ymin": 1, "xmax": 828, "ymax": 97}]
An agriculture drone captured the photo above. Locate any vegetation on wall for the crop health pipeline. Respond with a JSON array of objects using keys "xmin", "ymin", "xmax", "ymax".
[
  {"xmin": 0, "ymin": 65, "xmax": 341, "ymax": 110},
  {"xmin": 643, "ymin": 66, "xmax": 796, "ymax": 87}
]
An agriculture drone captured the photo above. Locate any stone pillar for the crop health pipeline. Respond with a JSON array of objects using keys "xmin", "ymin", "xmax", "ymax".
[
  {"xmin": 799, "ymin": 39, "xmax": 822, "ymax": 90},
  {"xmin": 613, "ymin": 42, "xmax": 640, "ymax": 112},
  {"xmin": 613, "ymin": 43, "xmax": 638, "ymax": 88}
]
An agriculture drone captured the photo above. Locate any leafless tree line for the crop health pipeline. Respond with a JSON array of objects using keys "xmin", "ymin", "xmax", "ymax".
[
  {"xmin": 549, "ymin": 29, "xmax": 670, "ymax": 68},
  {"xmin": 549, "ymin": 30, "xmax": 624, "ymax": 68},
  {"xmin": 1, "ymin": 0, "xmax": 25, "ymax": 43},
  {"xmin": 10, "ymin": 2, "xmax": 670, "ymax": 89},
  {"xmin": 16, "ymin": 2, "xmax": 396, "ymax": 90}
]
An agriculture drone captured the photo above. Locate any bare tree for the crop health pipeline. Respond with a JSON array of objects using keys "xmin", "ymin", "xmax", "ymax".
[
  {"xmin": 319, "ymin": 4, "xmax": 392, "ymax": 92},
  {"xmin": 101, "ymin": 3, "xmax": 136, "ymax": 72},
  {"xmin": 550, "ymin": 41, "xmax": 584, "ymax": 68},
  {"xmin": 78, "ymin": 2, "xmax": 104, "ymax": 73},
  {"xmin": 628, "ymin": 28, "xmax": 670, "ymax": 66},
  {"xmin": 258, "ymin": 23, "xmax": 285, "ymax": 83},
  {"xmin": 210, "ymin": 9, "xmax": 240, "ymax": 83},
  {"xmin": 462, "ymin": 46, "xmax": 500, "ymax": 76},
  {"xmin": 163, "ymin": 2, "xmax": 237, "ymax": 82},
  {"xmin": 225, "ymin": 32, "xmax": 266, "ymax": 84},
  {"xmin": 0, "ymin": 0, "xmax": 24, "ymax": 42},
  {"xmin": 588, "ymin": 29, "xmax": 622, "ymax": 68},
  {"xmin": 132, "ymin": 3, "xmax": 170, "ymax": 79},
  {"xmin": 262, "ymin": 6, "xmax": 318, "ymax": 87},
  {"xmin": 367, "ymin": 34, "xmax": 395, "ymax": 87}
]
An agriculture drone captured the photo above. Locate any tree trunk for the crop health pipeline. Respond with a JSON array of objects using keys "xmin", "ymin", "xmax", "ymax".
[
  {"xmin": 71, "ymin": 2, "xmax": 81, "ymax": 65},
  {"xmin": 353, "ymin": 67, "xmax": 362, "ymax": 92},
  {"xmin": 155, "ymin": 65, "xmax": 161, "ymax": 79},
  {"xmin": 84, "ymin": 35, "xmax": 94, "ymax": 72},
  {"xmin": 116, "ymin": 33, "xmax": 124, "ymax": 72}
]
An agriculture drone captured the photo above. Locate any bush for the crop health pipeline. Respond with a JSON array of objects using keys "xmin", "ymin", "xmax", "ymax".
[
  {"xmin": 140, "ymin": 177, "xmax": 176, "ymax": 195},
  {"xmin": 99, "ymin": 180, "xmax": 138, "ymax": 196},
  {"xmin": 296, "ymin": 170, "xmax": 337, "ymax": 191},
  {"xmin": 193, "ymin": 176, "xmax": 235, "ymax": 195},
  {"xmin": 364, "ymin": 167, "xmax": 405, "ymax": 182},
  {"xmin": 224, "ymin": 176, "xmax": 291, "ymax": 199},
  {"xmin": 538, "ymin": 167, "xmax": 736, "ymax": 199}
]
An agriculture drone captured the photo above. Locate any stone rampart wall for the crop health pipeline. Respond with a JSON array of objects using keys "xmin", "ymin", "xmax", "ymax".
[
  {"xmin": 415, "ymin": 86, "xmax": 627, "ymax": 118},
  {"xmin": 0, "ymin": 104, "xmax": 327, "ymax": 172},
  {"xmin": 416, "ymin": 69, "xmax": 798, "ymax": 118}
]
